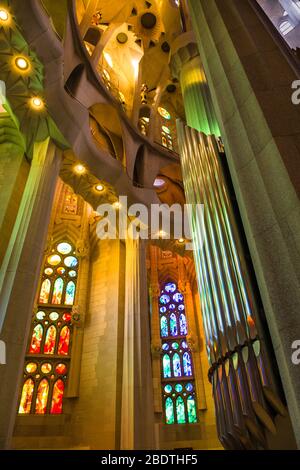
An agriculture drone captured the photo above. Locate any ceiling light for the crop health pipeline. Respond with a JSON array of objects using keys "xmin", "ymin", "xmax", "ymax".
[
  {"xmin": 178, "ymin": 238, "xmax": 185, "ymax": 244},
  {"xmin": 15, "ymin": 56, "xmax": 30, "ymax": 71},
  {"xmin": 0, "ymin": 8, "xmax": 9, "ymax": 22},
  {"xmin": 30, "ymin": 96, "xmax": 44, "ymax": 110},
  {"xmin": 113, "ymin": 201, "xmax": 121, "ymax": 209},
  {"xmin": 95, "ymin": 184, "xmax": 105, "ymax": 192},
  {"xmin": 74, "ymin": 164, "xmax": 86, "ymax": 175}
]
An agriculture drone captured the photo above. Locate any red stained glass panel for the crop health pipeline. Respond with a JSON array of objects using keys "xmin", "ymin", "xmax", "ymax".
[
  {"xmin": 50, "ymin": 380, "xmax": 65, "ymax": 414},
  {"xmin": 58, "ymin": 326, "xmax": 70, "ymax": 356},
  {"xmin": 44, "ymin": 325, "xmax": 57, "ymax": 355},
  {"xmin": 35, "ymin": 379, "xmax": 49, "ymax": 414},
  {"xmin": 29, "ymin": 324, "xmax": 43, "ymax": 354}
]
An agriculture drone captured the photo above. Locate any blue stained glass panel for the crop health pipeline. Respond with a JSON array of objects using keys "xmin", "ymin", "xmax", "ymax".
[
  {"xmin": 165, "ymin": 283, "xmax": 177, "ymax": 293},
  {"xmin": 183, "ymin": 352, "xmax": 193, "ymax": 376},
  {"xmin": 160, "ymin": 316, "xmax": 168, "ymax": 337},
  {"xmin": 173, "ymin": 353, "xmax": 182, "ymax": 377},
  {"xmin": 65, "ymin": 281, "xmax": 76, "ymax": 305},
  {"xmin": 163, "ymin": 354, "xmax": 172, "ymax": 378},
  {"xmin": 179, "ymin": 313, "xmax": 188, "ymax": 335},
  {"xmin": 173, "ymin": 292, "xmax": 184, "ymax": 302},
  {"xmin": 160, "ymin": 294, "xmax": 170, "ymax": 305},
  {"xmin": 170, "ymin": 313, "xmax": 178, "ymax": 336}
]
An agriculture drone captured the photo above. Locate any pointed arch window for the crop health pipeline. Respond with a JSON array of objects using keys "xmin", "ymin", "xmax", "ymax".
[
  {"xmin": 159, "ymin": 281, "xmax": 198, "ymax": 424},
  {"xmin": 18, "ymin": 241, "xmax": 79, "ymax": 415}
]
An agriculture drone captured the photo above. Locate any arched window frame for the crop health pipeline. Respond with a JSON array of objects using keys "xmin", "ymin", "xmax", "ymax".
[
  {"xmin": 159, "ymin": 281, "xmax": 198, "ymax": 425},
  {"xmin": 18, "ymin": 241, "xmax": 78, "ymax": 415}
]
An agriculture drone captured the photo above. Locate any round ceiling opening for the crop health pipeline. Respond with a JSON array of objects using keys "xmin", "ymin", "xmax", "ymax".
[
  {"xmin": 141, "ymin": 12, "xmax": 157, "ymax": 29},
  {"xmin": 117, "ymin": 32, "xmax": 128, "ymax": 44}
]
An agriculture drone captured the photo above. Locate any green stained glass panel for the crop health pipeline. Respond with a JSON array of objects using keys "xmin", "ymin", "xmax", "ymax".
[
  {"xmin": 187, "ymin": 396, "xmax": 197, "ymax": 423},
  {"xmin": 165, "ymin": 397, "xmax": 175, "ymax": 424},
  {"xmin": 163, "ymin": 354, "xmax": 171, "ymax": 378},
  {"xmin": 176, "ymin": 396, "xmax": 186, "ymax": 424},
  {"xmin": 160, "ymin": 316, "xmax": 168, "ymax": 337}
]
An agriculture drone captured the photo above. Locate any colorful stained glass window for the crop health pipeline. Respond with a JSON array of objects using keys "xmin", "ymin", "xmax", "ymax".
[
  {"xmin": 170, "ymin": 313, "xmax": 178, "ymax": 336},
  {"xmin": 183, "ymin": 352, "xmax": 192, "ymax": 377},
  {"xmin": 26, "ymin": 363, "xmax": 37, "ymax": 374},
  {"xmin": 57, "ymin": 243, "xmax": 72, "ymax": 255},
  {"xmin": 51, "ymin": 380, "xmax": 65, "ymax": 414},
  {"xmin": 65, "ymin": 281, "xmax": 76, "ymax": 305},
  {"xmin": 52, "ymin": 278, "xmax": 63, "ymax": 305},
  {"xmin": 176, "ymin": 396, "xmax": 186, "ymax": 424},
  {"xmin": 44, "ymin": 325, "xmax": 57, "ymax": 355},
  {"xmin": 29, "ymin": 324, "xmax": 43, "ymax": 354},
  {"xmin": 39, "ymin": 279, "xmax": 51, "ymax": 304},
  {"xmin": 41, "ymin": 363, "xmax": 52, "ymax": 374},
  {"xmin": 165, "ymin": 397, "xmax": 175, "ymax": 424},
  {"xmin": 18, "ymin": 240, "xmax": 78, "ymax": 415},
  {"xmin": 173, "ymin": 353, "xmax": 182, "ymax": 377},
  {"xmin": 160, "ymin": 316, "xmax": 168, "ymax": 337},
  {"xmin": 49, "ymin": 312, "xmax": 59, "ymax": 321},
  {"xmin": 159, "ymin": 281, "xmax": 197, "ymax": 424},
  {"xmin": 187, "ymin": 396, "xmax": 197, "ymax": 423},
  {"xmin": 58, "ymin": 326, "xmax": 70, "ymax": 356},
  {"xmin": 35, "ymin": 379, "xmax": 49, "ymax": 414},
  {"xmin": 179, "ymin": 313, "xmax": 187, "ymax": 335},
  {"xmin": 19, "ymin": 379, "xmax": 34, "ymax": 414},
  {"xmin": 163, "ymin": 354, "xmax": 171, "ymax": 378},
  {"xmin": 47, "ymin": 254, "xmax": 61, "ymax": 266},
  {"xmin": 158, "ymin": 107, "xmax": 171, "ymax": 120},
  {"xmin": 64, "ymin": 256, "xmax": 78, "ymax": 268},
  {"xmin": 56, "ymin": 363, "xmax": 67, "ymax": 375}
]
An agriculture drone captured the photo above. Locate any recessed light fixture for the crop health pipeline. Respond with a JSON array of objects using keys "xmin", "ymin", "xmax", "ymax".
[
  {"xmin": 178, "ymin": 238, "xmax": 185, "ymax": 244},
  {"xmin": 74, "ymin": 164, "xmax": 86, "ymax": 175},
  {"xmin": 30, "ymin": 96, "xmax": 44, "ymax": 110},
  {"xmin": 14, "ymin": 56, "xmax": 30, "ymax": 71},
  {"xmin": 0, "ymin": 8, "xmax": 9, "ymax": 22},
  {"xmin": 95, "ymin": 183, "xmax": 105, "ymax": 192}
]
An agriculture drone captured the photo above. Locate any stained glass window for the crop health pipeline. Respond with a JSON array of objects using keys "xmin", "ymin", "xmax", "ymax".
[
  {"xmin": 19, "ymin": 379, "xmax": 34, "ymax": 414},
  {"xmin": 58, "ymin": 326, "xmax": 70, "ymax": 356},
  {"xmin": 39, "ymin": 279, "xmax": 51, "ymax": 304},
  {"xmin": 51, "ymin": 380, "xmax": 65, "ymax": 414},
  {"xmin": 52, "ymin": 278, "xmax": 64, "ymax": 305},
  {"xmin": 35, "ymin": 379, "xmax": 49, "ymax": 414},
  {"xmin": 159, "ymin": 281, "xmax": 198, "ymax": 424},
  {"xmin": 44, "ymin": 325, "xmax": 57, "ymax": 355},
  {"xmin": 18, "ymin": 241, "xmax": 79, "ymax": 415},
  {"xmin": 29, "ymin": 324, "xmax": 43, "ymax": 354}
]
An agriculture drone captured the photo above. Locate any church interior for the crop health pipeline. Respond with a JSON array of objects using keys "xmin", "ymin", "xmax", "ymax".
[{"xmin": 0, "ymin": 0, "xmax": 300, "ymax": 451}]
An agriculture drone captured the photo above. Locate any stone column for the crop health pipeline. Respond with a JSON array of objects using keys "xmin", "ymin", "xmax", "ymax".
[
  {"xmin": 120, "ymin": 238, "xmax": 155, "ymax": 450},
  {"xmin": 0, "ymin": 139, "xmax": 61, "ymax": 449},
  {"xmin": 0, "ymin": 82, "xmax": 27, "ymax": 267},
  {"xmin": 188, "ymin": 0, "xmax": 300, "ymax": 447}
]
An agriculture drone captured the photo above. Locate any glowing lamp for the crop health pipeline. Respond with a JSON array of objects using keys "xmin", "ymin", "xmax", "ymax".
[{"xmin": 15, "ymin": 56, "xmax": 30, "ymax": 71}]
